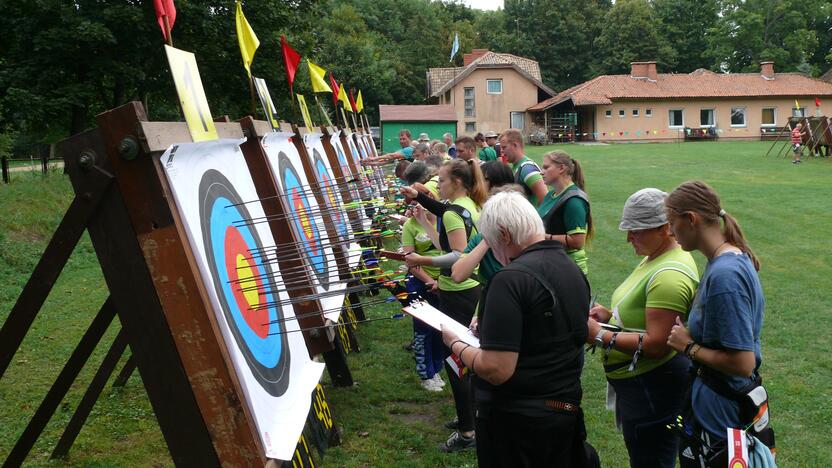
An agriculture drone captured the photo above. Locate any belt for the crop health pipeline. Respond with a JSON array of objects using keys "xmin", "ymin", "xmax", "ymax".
[{"xmin": 544, "ymin": 400, "xmax": 580, "ymax": 413}]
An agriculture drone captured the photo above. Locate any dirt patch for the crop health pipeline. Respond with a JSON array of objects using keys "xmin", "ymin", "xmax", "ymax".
[{"xmin": 387, "ymin": 400, "xmax": 440, "ymax": 426}]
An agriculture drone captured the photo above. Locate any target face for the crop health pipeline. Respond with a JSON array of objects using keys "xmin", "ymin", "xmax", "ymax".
[
  {"xmin": 199, "ymin": 169, "xmax": 291, "ymax": 397},
  {"xmin": 334, "ymin": 141, "xmax": 353, "ymax": 178},
  {"xmin": 312, "ymin": 149, "xmax": 348, "ymax": 239},
  {"xmin": 277, "ymin": 152, "xmax": 330, "ymax": 289}
]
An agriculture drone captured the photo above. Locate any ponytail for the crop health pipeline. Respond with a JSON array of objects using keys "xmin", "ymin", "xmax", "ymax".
[
  {"xmin": 445, "ymin": 159, "xmax": 488, "ymax": 208},
  {"xmin": 544, "ymin": 151, "xmax": 593, "ymax": 239},
  {"xmin": 666, "ymin": 181, "xmax": 760, "ymax": 271}
]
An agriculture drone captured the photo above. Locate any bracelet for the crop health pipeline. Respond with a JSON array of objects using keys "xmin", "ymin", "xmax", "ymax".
[
  {"xmin": 471, "ymin": 351, "xmax": 480, "ymax": 374},
  {"xmin": 629, "ymin": 333, "xmax": 645, "ymax": 372},
  {"xmin": 603, "ymin": 332, "xmax": 618, "ymax": 363},
  {"xmin": 450, "ymin": 339, "xmax": 464, "ymax": 349},
  {"xmin": 458, "ymin": 344, "xmax": 471, "ymax": 361},
  {"xmin": 689, "ymin": 344, "xmax": 702, "ymax": 361},
  {"xmin": 683, "ymin": 340, "xmax": 696, "ymax": 356}
]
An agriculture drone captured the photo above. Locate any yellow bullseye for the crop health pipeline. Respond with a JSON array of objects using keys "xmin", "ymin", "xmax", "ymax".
[{"xmin": 236, "ymin": 254, "xmax": 260, "ymax": 307}]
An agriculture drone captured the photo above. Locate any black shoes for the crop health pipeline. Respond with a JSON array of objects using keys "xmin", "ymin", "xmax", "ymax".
[{"xmin": 439, "ymin": 431, "xmax": 475, "ymax": 453}]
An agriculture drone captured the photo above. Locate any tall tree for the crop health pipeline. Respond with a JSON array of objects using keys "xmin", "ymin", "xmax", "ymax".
[
  {"xmin": 593, "ymin": 0, "xmax": 677, "ymax": 75},
  {"xmin": 705, "ymin": 0, "xmax": 818, "ymax": 73},
  {"xmin": 654, "ymin": 0, "xmax": 719, "ymax": 73}
]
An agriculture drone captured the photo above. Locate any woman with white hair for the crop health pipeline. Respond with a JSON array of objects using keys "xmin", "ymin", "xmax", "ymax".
[
  {"xmin": 441, "ymin": 191, "xmax": 593, "ymax": 467},
  {"xmin": 587, "ymin": 188, "xmax": 699, "ymax": 468}
]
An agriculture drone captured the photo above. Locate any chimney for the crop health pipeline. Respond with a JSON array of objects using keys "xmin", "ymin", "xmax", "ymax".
[
  {"xmin": 463, "ymin": 49, "xmax": 490, "ymax": 66},
  {"xmin": 760, "ymin": 61, "xmax": 775, "ymax": 80},
  {"xmin": 630, "ymin": 61, "xmax": 658, "ymax": 81}
]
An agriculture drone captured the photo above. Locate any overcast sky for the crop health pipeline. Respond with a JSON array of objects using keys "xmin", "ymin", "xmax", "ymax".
[{"xmin": 460, "ymin": 0, "xmax": 503, "ymax": 11}]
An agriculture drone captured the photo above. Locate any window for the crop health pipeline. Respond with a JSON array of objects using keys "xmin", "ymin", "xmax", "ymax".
[
  {"xmin": 669, "ymin": 109, "xmax": 684, "ymax": 128},
  {"xmin": 761, "ymin": 108, "xmax": 776, "ymax": 126},
  {"xmin": 510, "ymin": 112, "xmax": 525, "ymax": 130},
  {"xmin": 730, "ymin": 107, "xmax": 746, "ymax": 127},
  {"xmin": 646, "ymin": 108, "xmax": 653, "ymax": 117},
  {"xmin": 792, "ymin": 107, "xmax": 805, "ymax": 118},
  {"xmin": 464, "ymin": 87, "xmax": 475, "ymax": 117},
  {"xmin": 632, "ymin": 109, "xmax": 639, "ymax": 117},
  {"xmin": 619, "ymin": 109, "xmax": 626, "ymax": 118},
  {"xmin": 700, "ymin": 109, "xmax": 715, "ymax": 127},
  {"xmin": 465, "ymin": 122, "xmax": 476, "ymax": 133},
  {"xmin": 486, "ymin": 79, "xmax": 503, "ymax": 94},
  {"xmin": 605, "ymin": 110, "xmax": 612, "ymax": 118}
]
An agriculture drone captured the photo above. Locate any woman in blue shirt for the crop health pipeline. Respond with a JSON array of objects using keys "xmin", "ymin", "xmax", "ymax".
[{"xmin": 664, "ymin": 181, "xmax": 770, "ymax": 467}]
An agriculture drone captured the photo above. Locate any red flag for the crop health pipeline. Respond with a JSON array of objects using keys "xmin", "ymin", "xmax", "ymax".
[
  {"xmin": 349, "ymin": 88, "xmax": 358, "ymax": 114},
  {"xmin": 153, "ymin": 0, "xmax": 176, "ymax": 41},
  {"xmin": 329, "ymin": 73, "xmax": 339, "ymax": 106},
  {"xmin": 280, "ymin": 35, "xmax": 301, "ymax": 94},
  {"xmin": 816, "ymin": 97, "xmax": 822, "ymax": 107}
]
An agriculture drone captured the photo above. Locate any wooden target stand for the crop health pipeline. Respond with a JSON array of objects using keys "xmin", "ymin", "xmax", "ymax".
[{"xmin": 0, "ymin": 102, "xmax": 375, "ymax": 466}]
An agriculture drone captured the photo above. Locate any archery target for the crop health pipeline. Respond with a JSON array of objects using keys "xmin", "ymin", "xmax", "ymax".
[
  {"xmin": 158, "ymin": 139, "xmax": 324, "ymax": 460},
  {"xmin": 332, "ymin": 133, "xmax": 372, "ymax": 232},
  {"xmin": 261, "ymin": 132, "xmax": 346, "ymax": 321},
  {"xmin": 306, "ymin": 134, "xmax": 361, "ymax": 268},
  {"xmin": 200, "ymin": 169, "xmax": 290, "ymax": 395}
]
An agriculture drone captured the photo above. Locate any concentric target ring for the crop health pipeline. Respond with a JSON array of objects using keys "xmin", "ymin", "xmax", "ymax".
[{"xmin": 199, "ymin": 169, "xmax": 291, "ymax": 397}]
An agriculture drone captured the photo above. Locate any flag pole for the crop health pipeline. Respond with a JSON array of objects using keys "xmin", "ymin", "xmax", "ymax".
[
  {"xmin": 248, "ymin": 75, "xmax": 257, "ymax": 115},
  {"xmin": 163, "ymin": 15, "xmax": 173, "ymax": 47},
  {"xmin": 314, "ymin": 95, "xmax": 333, "ymax": 127}
]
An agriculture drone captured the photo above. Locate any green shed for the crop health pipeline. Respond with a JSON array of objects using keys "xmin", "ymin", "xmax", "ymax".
[{"xmin": 379, "ymin": 105, "xmax": 458, "ymax": 153}]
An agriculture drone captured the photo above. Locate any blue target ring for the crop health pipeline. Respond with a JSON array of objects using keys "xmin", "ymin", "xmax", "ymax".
[
  {"xmin": 199, "ymin": 169, "xmax": 290, "ymax": 397},
  {"xmin": 312, "ymin": 149, "xmax": 347, "ymax": 239},
  {"xmin": 277, "ymin": 152, "xmax": 330, "ymax": 289}
]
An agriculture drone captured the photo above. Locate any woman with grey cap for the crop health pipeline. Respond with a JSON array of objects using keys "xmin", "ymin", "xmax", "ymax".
[{"xmin": 586, "ymin": 188, "xmax": 699, "ymax": 468}]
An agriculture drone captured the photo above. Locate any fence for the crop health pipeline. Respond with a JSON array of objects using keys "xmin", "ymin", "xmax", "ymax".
[{"xmin": 1, "ymin": 155, "xmax": 63, "ymax": 184}]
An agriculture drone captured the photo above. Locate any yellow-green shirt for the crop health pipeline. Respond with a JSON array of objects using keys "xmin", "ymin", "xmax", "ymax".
[
  {"xmin": 604, "ymin": 247, "xmax": 699, "ymax": 379},
  {"xmin": 438, "ymin": 196, "xmax": 481, "ymax": 292},
  {"xmin": 401, "ymin": 218, "xmax": 440, "ymax": 278}
]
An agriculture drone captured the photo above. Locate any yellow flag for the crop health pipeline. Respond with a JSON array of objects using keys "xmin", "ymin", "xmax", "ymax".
[
  {"xmin": 338, "ymin": 84, "xmax": 353, "ymax": 112},
  {"xmin": 297, "ymin": 94, "xmax": 314, "ymax": 129},
  {"xmin": 356, "ymin": 90, "xmax": 364, "ymax": 113},
  {"xmin": 794, "ymin": 99, "xmax": 800, "ymax": 110},
  {"xmin": 308, "ymin": 61, "xmax": 332, "ymax": 94},
  {"xmin": 235, "ymin": 1, "xmax": 260, "ymax": 77}
]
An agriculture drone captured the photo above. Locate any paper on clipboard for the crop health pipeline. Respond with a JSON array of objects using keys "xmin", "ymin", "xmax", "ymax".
[{"xmin": 402, "ymin": 301, "xmax": 480, "ymax": 348}]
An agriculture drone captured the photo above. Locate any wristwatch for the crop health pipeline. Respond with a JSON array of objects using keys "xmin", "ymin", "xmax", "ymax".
[{"xmin": 594, "ymin": 329, "xmax": 607, "ymax": 347}]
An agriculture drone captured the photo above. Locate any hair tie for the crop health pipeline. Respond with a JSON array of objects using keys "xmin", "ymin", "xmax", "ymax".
[{"xmin": 718, "ymin": 209, "xmax": 726, "ymax": 218}]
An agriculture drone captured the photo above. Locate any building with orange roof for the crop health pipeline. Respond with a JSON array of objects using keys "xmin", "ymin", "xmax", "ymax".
[{"xmin": 527, "ymin": 61, "xmax": 832, "ymax": 143}]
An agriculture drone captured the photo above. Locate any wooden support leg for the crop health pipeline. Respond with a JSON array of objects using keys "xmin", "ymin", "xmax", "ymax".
[
  {"xmin": 322, "ymin": 330, "xmax": 353, "ymax": 387},
  {"xmin": 112, "ymin": 353, "xmax": 136, "ymax": 388},
  {"xmin": 0, "ymin": 172, "xmax": 112, "ymax": 378},
  {"xmin": 3, "ymin": 297, "xmax": 117, "ymax": 467},
  {"xmin": 347, "ymin": 288, "xmax": 366, "ymax": 321},
  {"xmin": 50, "ymin": 329, "xmax": 129, "ymax": 460}
]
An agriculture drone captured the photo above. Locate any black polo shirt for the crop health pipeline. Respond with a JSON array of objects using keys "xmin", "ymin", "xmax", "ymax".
[{"xmin": 475, "ymin": 240, "xmax": 589, "ymax": 404}]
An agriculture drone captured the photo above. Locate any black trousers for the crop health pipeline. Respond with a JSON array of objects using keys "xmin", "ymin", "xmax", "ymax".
[
  {"xmin": 439, "ymin": 286, "xmax": 481, "ymax": 433},
  {"xmin": 475, "ymin": 406, "xmax": 579, "ymax": 468},
  {"xmin": 608, "ymin": 353, "xmax": 690, "ymax": 468}
]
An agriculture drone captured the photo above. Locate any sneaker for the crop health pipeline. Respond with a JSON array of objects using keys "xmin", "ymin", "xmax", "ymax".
[
  {"xmin": 420, "ymin": 378, "xmax": 442, "ymax": 392},
  {"xmin": 403, "ymin": 341, "xmax": 414, "ymax": 352},
  {"xmin": 444, "ymin": 418, "xmax": 459, "ymax": 430},
  {"xmin": 431, "ymin": 374, "xmax": 446, "ymax": 388},
  {"xmin": 439, "ymin": 431, "xmax": 475, "ymax": 453}
]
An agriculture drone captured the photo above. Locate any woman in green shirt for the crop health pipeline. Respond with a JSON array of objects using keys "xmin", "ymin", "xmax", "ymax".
[
  {"xmin": 538, "ymin": 150, "xmax": 593, "ymax": 274},
  {"xmin": 400, "ymin": 158, "xmax": 488, "ymax": 452},
  {"xmin": 586, "ymin": 188, "xmax": 699, "ymax": 468}
]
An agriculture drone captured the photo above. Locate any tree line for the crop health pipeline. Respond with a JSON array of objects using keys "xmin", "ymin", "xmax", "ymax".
[{"xmin": 0, "ymin": 0, "xmax": 829, "ymax": 156}]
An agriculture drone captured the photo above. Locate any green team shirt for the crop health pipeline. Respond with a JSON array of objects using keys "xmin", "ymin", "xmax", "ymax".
[
  {"xmin": 536, "ymin": 183, "xmax": 589, "ymax": 274},
  {"xmin": 511, "ymin": 156, "xmax": 544, "ymax": 205},
  {"xmin": 603, "ymin": 247, "xmax": 699, "ymax": 379},
  {"xmin": 401, "ymin": 218, "xmax": 440, "ymax": 279},
  {"xmin": 464, "ymin": 233, "xmax": 501, "ymax": 285},
  {"xmin": 478, "ymin": 146, "xmax": 498, "ymax": 162},
  {"xmin": 423, "ymin": 176, "xmax": 440, "ymax": 199},
  {"xmin": 438, "ymin": 196, "xmax": 481, "ymax": 292}
]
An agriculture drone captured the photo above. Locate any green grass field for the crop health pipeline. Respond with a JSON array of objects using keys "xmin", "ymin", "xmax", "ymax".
[{"xmin": 1, "ymin": 141, "xmax": 830, "ymax": 466}]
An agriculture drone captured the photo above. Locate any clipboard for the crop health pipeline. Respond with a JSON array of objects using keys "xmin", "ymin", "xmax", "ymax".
[{"xmin": 402, "ymin": 301, "xmax": 480, "ymax": 348}]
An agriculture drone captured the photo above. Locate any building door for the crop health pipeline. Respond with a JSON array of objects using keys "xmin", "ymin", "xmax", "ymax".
[{"xmin": 510, "ymin": 112, "xmax": 525, "ymax": 130}]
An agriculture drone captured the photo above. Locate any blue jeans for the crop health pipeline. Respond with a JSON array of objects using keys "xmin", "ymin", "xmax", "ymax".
[
  {"xmin": 608, "ymin": 353, "xmax": 691, "ymax": 468},
  {"xmin": 406, "ymin": 276, "xmax": 443, "ymax": 380}
]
